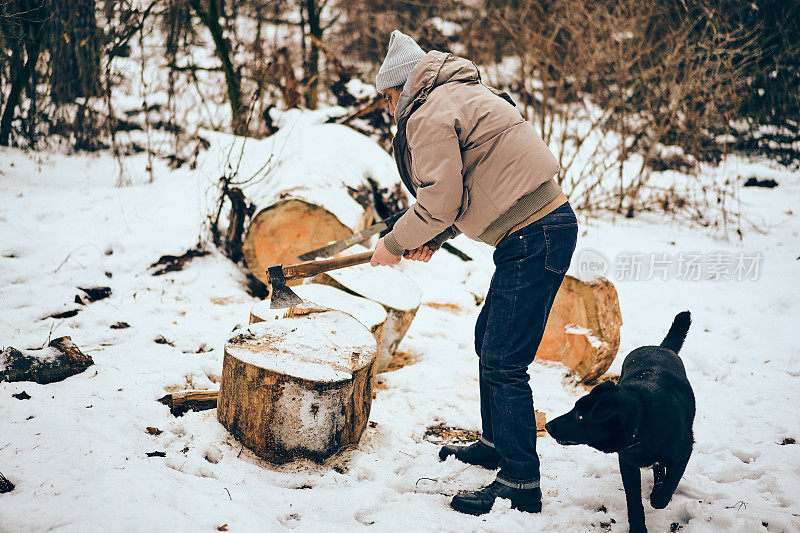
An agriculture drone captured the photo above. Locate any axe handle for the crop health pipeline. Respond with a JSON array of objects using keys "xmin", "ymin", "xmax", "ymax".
[{"xmin": 282, "ymin": 251, "xmax": 375, "ymax": 281}]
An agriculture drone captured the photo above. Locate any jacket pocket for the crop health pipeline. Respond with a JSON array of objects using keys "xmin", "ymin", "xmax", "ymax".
[{"xmin": 543, "ymin": 223, "xmax": 578, "ymax": 274}]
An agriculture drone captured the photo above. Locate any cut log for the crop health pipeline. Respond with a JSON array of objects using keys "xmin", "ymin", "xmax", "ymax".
[
  {"xmin": 158, "ymin": 389, "xmax": 219, "ymax": 416},
  {"xmin": 217, "ymin": 311, "xmax": 377, "ymax": 463},
  {"xmin": 250, "ymin": 283, "xmax": 387, "ymax": 340},
  {"xmin": 0, "ymin": 336, "xmax": 93, "ymax": 384},
  {"xmin": 536, "ymin": 275, "xmax": 622, "ymax": 384},
  {"xmin": 242, "ymin": 199, "xmax": 354, "ymax": 288},
  {"xmin": 311, "ymin": 260, "xmax": 420, "ymax": 373}
]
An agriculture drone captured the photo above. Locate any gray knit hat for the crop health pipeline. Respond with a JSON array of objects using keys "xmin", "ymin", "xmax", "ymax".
[{"xmin": 375, "ymin": 30, "xmax": 426, "ymax": 92}]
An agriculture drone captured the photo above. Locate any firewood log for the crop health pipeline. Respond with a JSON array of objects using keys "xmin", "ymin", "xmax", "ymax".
[
  {"xmin": 242, "ymin": 199, "xmax": 354, "ymax": 288},
  {"xmin": 537, "ymin": 275, "xmax": 622, "ymax": 383},
  {"xmin": 311, "ymin": 261, "xmax": 421, "ymax": 373},
  {"xmin": 0, "ymin": 337, "xmax": 93, "ymax": 384},
  {"xmin": 217, "ymin": 310, "xmax": 377, "ymax": 463}
]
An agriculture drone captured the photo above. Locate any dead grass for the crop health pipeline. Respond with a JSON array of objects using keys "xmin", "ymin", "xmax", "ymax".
[
  {"xmin": 384, "ymin": 350, "xmax": 417, "ymax": 372},
  {"xmin": 424, "ymin": 302, "xmax": 467, "ymax": 314},
  {"xmin": 423, "ymin": 424, "xmax": 481, "ymax": 445}
]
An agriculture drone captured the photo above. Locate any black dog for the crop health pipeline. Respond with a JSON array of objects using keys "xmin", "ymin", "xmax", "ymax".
[{"xmin": 546, "ymin": 312, "xmax": 694, "ymax": 533}]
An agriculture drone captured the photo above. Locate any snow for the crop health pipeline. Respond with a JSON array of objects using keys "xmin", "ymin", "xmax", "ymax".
[
  {"xmin": 226, "ymin": 314, "xmax": 376, "ymax": 382},
  {"xmin": 325, "ymin": 248, "xmax": 423, "ymax": 311},
  {"xmin": 1, "ymin": 114, "xmax": 799, "ymax": 532},
  {"xmin": 197, "ymin": 110, "xmax": 402, "ymax": 228},
  {"xmin": 564, "ymin": 325, "xmax": 604, "ymax": 350}
]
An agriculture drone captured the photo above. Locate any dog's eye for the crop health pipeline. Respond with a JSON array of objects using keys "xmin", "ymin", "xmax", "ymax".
[{"xmin": 577, "ymin": 414, "xmax": 584, "ymax": 420}]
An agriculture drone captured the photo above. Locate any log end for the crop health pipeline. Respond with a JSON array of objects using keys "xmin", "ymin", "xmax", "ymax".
[{"xmin": 537, "ymin": 275, "xmax": 622, "ymax": 383}]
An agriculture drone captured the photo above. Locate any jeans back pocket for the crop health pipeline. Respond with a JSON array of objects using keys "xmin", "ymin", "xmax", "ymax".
[{"xmin": 543, "ymin": 223, "xmax": 578, "ymax": 274}]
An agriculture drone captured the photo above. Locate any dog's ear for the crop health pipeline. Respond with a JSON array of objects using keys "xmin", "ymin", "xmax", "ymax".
[{"xmin": 588, "ymin": 396, "xmax": 621, "ymax": 423}]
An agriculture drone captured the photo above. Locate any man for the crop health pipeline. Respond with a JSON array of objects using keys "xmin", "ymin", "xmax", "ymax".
[{"xmin": 369, "ymin": 30, "xmax": 578, "ymax": 516}]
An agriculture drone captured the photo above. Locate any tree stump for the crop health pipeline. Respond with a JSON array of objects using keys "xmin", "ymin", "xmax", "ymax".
[
  {"xmin": 217, "ymin": 310, "xmax": 377, "ymax": 463},
  {"xmin": 242, "ymin": 199, "xmax": 353, "ymax": 288},
  {"xmin": 536, "ymin": 275, "xmax": 622, "ymax": 383},
  {"xmin": 311, "ymin": 261, "xmax": 421, "ymax": 373},
  {"xmin": 0, "ymin": 336, "xmax": 93, "ymax": 384},
  {"xmin": 250, "ymin": 283, "xmax": 388, "ymax": 343}
]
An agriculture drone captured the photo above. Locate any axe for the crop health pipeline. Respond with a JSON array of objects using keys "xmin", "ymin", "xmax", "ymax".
[
  {"xmin": 297, "ymin": 211, "xmax": 405, "ymax": 261},
  {"xmin": 267, "ymin": 251, "xmax": 374, "ymax": 309}
]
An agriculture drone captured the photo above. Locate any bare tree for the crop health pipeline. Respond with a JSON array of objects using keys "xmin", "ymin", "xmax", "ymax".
[{"xmin": 188, "ymin": 0, "xmax": 247, "ymax": 135}]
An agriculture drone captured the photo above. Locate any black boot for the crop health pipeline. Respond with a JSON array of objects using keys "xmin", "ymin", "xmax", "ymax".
[
  {"xmin": 439, "ymin": 439, "xmax": 499, "ymax": 469},
  {"xmin": 450, "ymin": 480, "xmax": 542, "ymax": 516}
]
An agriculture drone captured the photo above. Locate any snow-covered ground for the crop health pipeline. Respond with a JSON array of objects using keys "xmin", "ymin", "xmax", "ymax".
[{"xmin": 1, "ymin": 112, "xmax": 798, "ymax": 532}]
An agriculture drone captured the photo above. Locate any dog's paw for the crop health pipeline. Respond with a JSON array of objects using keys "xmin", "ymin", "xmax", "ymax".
[{"xmin": 650, "ymin": 491, "xmax": 672, "ymax": 509}]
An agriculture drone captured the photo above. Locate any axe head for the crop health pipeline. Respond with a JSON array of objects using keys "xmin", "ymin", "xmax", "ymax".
[{"xmin": 267, "ymin": 264, "xmax": 303, "ymax": 309}]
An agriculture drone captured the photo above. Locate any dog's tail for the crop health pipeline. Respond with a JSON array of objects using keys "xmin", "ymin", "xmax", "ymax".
[{"xmin": 660, "ymin": 311, "xmax": 691, "ymax": 354}]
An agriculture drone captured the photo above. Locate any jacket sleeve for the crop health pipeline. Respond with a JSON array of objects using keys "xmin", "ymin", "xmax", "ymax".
[{"xmin": 383, "ymin": 129, "xmax": 465, "ymax": 255}]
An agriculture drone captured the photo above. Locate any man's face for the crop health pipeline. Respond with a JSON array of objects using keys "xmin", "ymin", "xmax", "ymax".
[{"xmin": 382, "ymin": 87, "xmax": 402, "ymax": 117}]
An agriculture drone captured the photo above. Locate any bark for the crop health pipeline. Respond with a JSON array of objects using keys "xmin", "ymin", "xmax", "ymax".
[
  {"xmin": 223, "ymin": 187, "xmax": 249, "ymax": 263},
  {"xmin": 302, "ymin": 0, "xmax": 321, "ymax": 109},
  {"xmin": 49, "ymin": 0, "xmax": 101, "ymax": 103}
]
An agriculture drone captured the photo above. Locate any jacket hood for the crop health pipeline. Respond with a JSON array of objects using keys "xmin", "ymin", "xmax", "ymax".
[{"xmin": 396, "ymin": 51, "xmax": 480, "ymax": 121}]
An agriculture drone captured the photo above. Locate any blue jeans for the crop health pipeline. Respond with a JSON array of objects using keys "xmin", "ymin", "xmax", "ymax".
[{"xmin": 474, "ymin": 201, "xmax": 578, "ymax": 485}]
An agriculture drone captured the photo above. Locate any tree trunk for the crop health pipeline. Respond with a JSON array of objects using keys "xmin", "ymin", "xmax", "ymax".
[
  {"xmin": 217, "ymin": 310, "xmax": 377, "ymax": 463},
  {"xmin": 302, "ymin": 0, "xmax": 321, "ymax": 109},
  {"xmin": 0, "ymin": 6, "xmax": 46, "ymax": 146},
  {"xmin": 49, "ymin": 0, "xmax": 101, "ymax": 103},
  {"xmin": 188, "ymin": 0, "xmax": 246, "ymax": 135}
]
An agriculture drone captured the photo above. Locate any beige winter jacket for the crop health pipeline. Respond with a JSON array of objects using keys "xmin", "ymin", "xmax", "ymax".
[{"xmin": 383, "ymin": 51, "xmax": 562, "ymax": 255}]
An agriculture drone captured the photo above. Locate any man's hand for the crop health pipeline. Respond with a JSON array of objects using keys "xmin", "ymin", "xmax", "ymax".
[
  {"xmin": 403, "ymin": 244, "xmax": 435, "ymax": 262},
  {"xmin": 370, "ymin": 237, "xmax": 402, "ymax": 267}
]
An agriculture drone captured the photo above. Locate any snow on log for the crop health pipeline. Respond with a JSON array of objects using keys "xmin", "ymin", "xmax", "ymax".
[
  {"xmin": 311, "ymin": 262, "xmax": 420, "ymax": 373},
  {"xmin": 537, "ymin": 275, "xmax": 622, "ymax": 383},
  {"xmin": 0, "ymin": 336, "xmax": 93, "ymax": 384},
  {"xmin": 199, "ymin": 112, "xmax": 404, "ymax": 287},
  {"xmin": 217, "ymin": 310, "xmax": 378, "ymax": 463}
]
